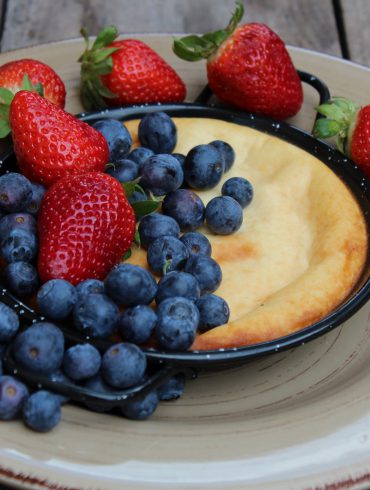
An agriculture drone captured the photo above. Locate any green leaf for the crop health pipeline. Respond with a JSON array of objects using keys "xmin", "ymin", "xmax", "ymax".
[
  {"xmin": 122, "ymin": 178, "xmax": 141, "ymax": 199},
  {"xmin": 121, "ymin": 248, "xmax": 132, "ymax": 261},
  {"xmin": 80, "ymin": 27, "xmax": 90, "ymax": 52},
  {"xmin": 91, "ymin": 58, "xmax": 115, "ymax": 76},
  {"xmin": 134, "ymin": 229, "xmax": 141, "ymax": 247},
  {"xmin": 225, "ymin": 1, "xmax": 244, "ymax": 35},
  {"xmin": 0, "ymin": 87, "xmax": 14, "ymax": 105},
  {"xmin": 0, "ymin": 118, "xmax": 11, "ymax": 138},
  {"xmin": 21, "ymin": 74, "xmax": 34, "ymax": 91},
  {"xmin": 162, "ymin": 258, "xmax": 172, "ymax": 275},
  {"xmin": 315, "ymin": 102, "xmax": 346, "ymax": 121},
  {"xmin": 92, "ymin": 77, "xmax": 117, "ymax": 99},
  {"xmin": 131, "ymin": 199, "xmax": 160, "ymax": 216},
  {"xmin": 92, "ymin": 25, "xmax": 118, "ymax": 50},
  {"xmin": 0, "ymin": 104, "xmax": 9, "ymax": 118},
  {"xmin": 312, "ymin": 118, "xmax": 342, "ymax": 139},
  {"xmin": 173, "ymin": 37, "xmax": 214, "ymax": 61},
  {"xmin": 34, "ymin": 83, "xmax": 44, "ymax": 97},
  {"xmin": 91, "ymin": 47, "xmax": 119, "ymax": 64}
]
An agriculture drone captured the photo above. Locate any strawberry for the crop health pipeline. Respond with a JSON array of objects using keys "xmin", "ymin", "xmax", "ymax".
[
  {"xmin": 78, "ymin": 26, "xmax": 186, "ymax": 110},
  {"xmin": 7, "ymin": 90, "xmax": 109, "ymax": 187},
  {"xmin": 0, "ymin": 58, "xmax": 66, "ymax": 108},
  {"xmin": 38, "ymin": 172, "xmax": 136, "ymax": 285},
  {"xmin": 313, "ymin": 97, "xmax": 370, "ymax": 179},
  {"xmin": 173, "ymin": 2, "xmax": 303, "ymax": 119}
]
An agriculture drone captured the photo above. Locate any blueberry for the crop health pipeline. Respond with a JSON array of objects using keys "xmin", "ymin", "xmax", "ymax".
[
  {"xmin": 105, "ymin": 264, "xmax": 157, "ymax": 307},
  {"xmin": 92, "ymin": 119, "xmax": 132, "ymax": 161},
  {"xmin": 106, "ymin": 159, "xmax": 139, "ymax": 183},
  {"xmin": 180, "ymin": 232, "xmax": 212, "ymax": 257},
  {"xmin": 12, "ymin": 322, "xmax": 64, "ymax": 374},
  {"xmin": 83, "ymin": 374, "xmax": 114, "ymax": 413},
  {"xmin": 184, "ymin": 144, "xmax": 224, "ymax": 189},
  {"xmin": 102, "ymin": 342, "xmax": 147, "ymax": 389},
  {"xmin": 24, "ymin": 182, "xmax": 46, "ymax": 216},
  {"xmin": 75, "ymin": 279, "xmax": 105, "ymax": 300},
  {"xmin": 121, "ymin": 390, "xmax": 158, "ymax": 420},
  {"xmin": 162, "ymin": 189, "xmax": 205, "ymax": 231},
  {"xmin": 73, "ymin": 293, "xmax": 119, "ymax": 339},
  {"xmin": 1, "ymin": 228, "xmax": 38, "ymax": 263},
  {"xmin": 195, "ymin": 294, "xmax": 230, "ymax": 332},
  {"xmin": 184, "ymin": 255, "xmax": 222, "ymax": 294},
  {"xmin": 3, "ymin": 261, "xmax": 39, "ymax": 297},
  {"xmin": 0, "ymin": 302, "xmax": 19, "ymax": 342},
  {"xmin": 140, "ymin": 154, "xmax": 183, "ymax": 196},
  {"xmin": 209, "ymin": 140, "xmax": 235, "ymax": 172},
  {"xmin": 0, "ymin": 375, "xmax": 29, "ymax": 420},
  {"xmin": 62, "ymin": 344, "xmax": 101, "ymax": 381},
  {"xmin": 138, "ymin": 214, "xmax": 180, "ymax": 249},
  {"xmin": 156, "ymin": 271, "xmax": 200, "ymax": 304},
  {"xmin": 205, "ymin": 196, "xmax": 243, "ymax": 235},
  {"xmin": 171, "ymin": 153, "xmax": 186, "ymax": 169},
  {"xmin": 222, "ymin": 177, "xmax": 254, "ymax": 208},
  {"xmin": 23, "ymin": 390, "xmax": 61, "ymax": 432},
  {"xmin": 128, "ymin": 147, "xmax": 155, "ymax": 170},
  {"xmin": 157, "ymin": 374, "xmax": 185, "ymax": 401},
  {"xmin": 0, "ymin": 172, "xmax": 33, "ymax": 213},
  {"xmin": 156, "ymin": 297, "xmax": 199, "ymax": 351},
  {"xmin": 37, "ymin": 279, "xmax": 77, "ymax": 320},
  {"xmin": 138, "ymin": 112, "xmax": 177, "ymax": 153},
  {"xmin": 147, "ymin": 236, "xmax": 189, "ymax": 275},
  {"xmin": 0, "ymin": 213, "xmax": 37, "ymax": 237},
  {"xmin": 0, "ymin": 343, "xmax": 6, "ymax": 360},
  {"xmin": 119, "ymin": 305, "xmax": 157, "ymax": 344}
]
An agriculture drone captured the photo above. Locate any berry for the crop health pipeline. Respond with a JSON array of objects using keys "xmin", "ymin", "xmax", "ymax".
[
  {"xmin": 73, "ymin": 293, "xmax": 120, "ymax": 339},
  {"xmin": 83, "ymin": 375, "xmax": 114, "ymax": 413},
  {"xmin": 162, "ymin": 189, "xmax": 205, "ymax": 231},
  {"xmin": 102, "ymin": 342, "xmax": 147, "ymax": 389},
  {"xmin": 12, "ymin": 322, "xmax": 64, "ymax": 374},
  {"xmin": 195, "ymin": 294, "xmax": 230, "ymax": 332},
  {"xmin": 121, "ymin": 390, "xmax": 158, "ymax": 420},
  {"xmin": 36, "ymin": 279, "xmax": 77, "ymax": 320},
  {"xmin": 23, "ymin": 390, "xmax": 61, "ymax": 432},
  {"xmin": 184, "ymin": 144, "xmax": 224, "ymax": 189},
  {"xmin": 184, "ymin": 255, "xmax": 222, "ymax": 294},
  {"xmin": 0, "ymin": 302, "xmax": 19, "ymax": 342},
  {"xmin": 156, "ymin": 271, "xmax": 200, "ymax": 304},
  {"xmin": 138, "ymin": 213, "xmax": 180, "ymax": 249},
  {"xmin": 92, "ymin": 119, "xmax": 132, "ymax": 162},
  {"xmin": 147, "ymin": 236, "xmax": 189, "ymax": 275},
  {"xmin": 156, "ymin": 297, "xmax": 199, "ymax": 351},
  {"xmin": 205, "ymin": 196, "xmax": 243, "ymax": 235},
  {"xmin": 119, "ymin": 305, "xmax": 157, "ymax": 345},
  {"xmin": 222, "ymin": 177, "xmax": 253, "ymax": 208},
  {"xmin": 105, "ymin": 264, "xmax": 157, "ymax": 307},
  {"xmin": 0, "ymin": 375, "xmax": 29, "ymax": 420},
  {"xmin": 140, "ymin": 154, "xmax": 183, "ymax": 196},
  {"xmin": 62, "ymin": 344, "xmax": 101, "ymax": 381},
  {"xmin": 106, "ymin": 159, "xmax": 139, "ymax": 183},
  {"xmin": 128, "ymin": 147, "xmax": 154, "ymax": 170},
  {"xmin": 171, "ymin": 153, "xmax": 186, "ymax": 169},
  {"xmin": 209, "ymin": 140, "xmax": 235, "ymax": 171},
  {"xmin": 0, "ymin": 213, "xmax": 37, "ymax": 237},
  {"xmin": 3, "ymin": 261, "xmax": 39, "ymax": 297},
  {"xmin": 24, "ymin": 182, "xmax": 46, "ymax": 216},
  {"xmin": 157, "ymin": 374, "xmax": 185, "ymax": 401},
  {"xmin": 138, "ymin": 112, "xmax": 177, "ymax": 153},
  {"xmin": 75, "ymin": 279, "xmax": 105, "ymax": 300},
  {"xmin": 0, "ymin": 172, "xmax": 33, "ymax": 213},
  {"xmin": 180, "ymin": 232, "xmax": 212, "ymax": 257},
  {"xmin": 1, "ymin": 228, "xmax": 38, "ymax": 263}
]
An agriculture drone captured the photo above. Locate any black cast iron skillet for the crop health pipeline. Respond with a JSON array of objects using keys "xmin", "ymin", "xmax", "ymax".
[{"xmin": 1, "ymin": 73, "xmax": 370, "ymax": 410}]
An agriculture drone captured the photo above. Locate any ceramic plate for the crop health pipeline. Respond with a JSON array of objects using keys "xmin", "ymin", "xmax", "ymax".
[{"xmin": 0, "ymin": 39, "xmax": 370, "ymax": 490}]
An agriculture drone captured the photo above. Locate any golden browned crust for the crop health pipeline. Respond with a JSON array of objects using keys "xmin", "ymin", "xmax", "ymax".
[{"xmin": 125, "ymin": 117, "xmax": 368, "ymax": 351}]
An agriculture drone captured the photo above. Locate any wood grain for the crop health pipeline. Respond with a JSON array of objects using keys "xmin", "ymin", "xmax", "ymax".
[
  {"xmin": 341, "ymin": 0, "xmax": 370, "ymax": 65},
  {"xmin": 0, "ymin": 0, "xmax": 341, "ymax": 56}
]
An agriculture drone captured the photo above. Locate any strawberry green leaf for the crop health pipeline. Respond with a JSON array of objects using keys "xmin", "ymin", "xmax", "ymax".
[
  {"xmin": 121, "ymin": 248, "xmax": 132, "ymax": 261},
  {"xmin": 92, "ymin": 25, "xmax": 118, "ymax": 50},
  {"xmin": 0, "ymin": 119, "xmax": 11, "ymax": 138},
  {"xmin": 0, "ymin": 104, "xmax": 9, "ymax": 118},
  {"xmin": 122, "ymin": 178, "xmax": 141, "ymax": 199},
  {"xmin": 0, "ymin": 87, "xmax": 14, "ymax": 105},
  {"xmin": 225, "ymin": 1, "xmax": 244, "ymax": 35},
  {"xmin": 131, "ymin": 200, "xmax": 161, "ymax": 216},
  {"xmin": 312, "ymin": 118, "xmax": 342, "ymax": 139},
  {"xmin": 21, "ymin": 74, "xmax": 34, "ymax": 92},
  {"xmin": 80, "ymin": 27, "xmax": 90, "ymax": 52},
  {"xmin": 34, "ymin": 83, "xmax": 44, "ymax": 97},
  {"xmin": 134, "ymin": 229, "xmax": 141, "ymax": 247},
  {"xmin": 315, "ymin": 102, "xmax": 347, "ymax": 121},
  {"xmin": 91, "ymin": 47, "xmax": 119, "ymax": 64},
  {"xmin": 162, "ymin": 258, "xmax": 172, "ymax": 275}
]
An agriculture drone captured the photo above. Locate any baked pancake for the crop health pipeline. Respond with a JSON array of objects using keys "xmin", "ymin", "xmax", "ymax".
[{"xmin": 124, "ymin": 117, "xmax": 368, "ymax": 351}]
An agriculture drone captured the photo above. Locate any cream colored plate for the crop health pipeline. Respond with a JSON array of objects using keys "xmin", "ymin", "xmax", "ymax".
[{"xmin": 0, "ymin": 38, "xmax": 370, "ymax": 490}]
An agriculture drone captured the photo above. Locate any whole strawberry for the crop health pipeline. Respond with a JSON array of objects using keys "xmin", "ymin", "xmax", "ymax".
[
  {"xmin": 173, "ymin": 2, "xmax": 303, "ymax": 119},
  {"xmin": 0, "ymin": 58, "xmax": 66, "ymax": 107},
  {"xmin": 38, "ymin": 172, "xmax": 136, "ymax": 285},
  {"xmin": 8, "ymin": 90, "xmax": 109, "ymax": 187},
  {"xmin": 313, "ymin": 97, "xmax": 370, "ymax": 179},
  {"xmin": 78, "ymin": 26, "xmax": 186, "ymax": 110}
]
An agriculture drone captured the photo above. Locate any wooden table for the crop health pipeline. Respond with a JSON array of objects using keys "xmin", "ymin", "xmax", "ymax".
[{"xmin": 0, "ymin": 0, "xmax": 368, "ymax": 67}]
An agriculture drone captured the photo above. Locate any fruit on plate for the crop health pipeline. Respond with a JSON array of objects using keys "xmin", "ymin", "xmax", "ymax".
[
  {"xmin": 173, "ymin": 2, "xmax": 303, "ymax": 119},
  {"xmin": 8, "ymin": 90, "xmax": 109, "ymax": 187},
  {"xmin": 0, "ymin": 58, "xmax": 66, "ymax": 107},
  {"xmin": 79, "ymin": 26, "xmax": 186, "ymax": 110},
  {"xmin": 37, "ymin": 172, "xmax": 135, "ymax": 284},
  {"xmin": 313, "ymin": 97, "xmax": 370, "ymax": 179}
]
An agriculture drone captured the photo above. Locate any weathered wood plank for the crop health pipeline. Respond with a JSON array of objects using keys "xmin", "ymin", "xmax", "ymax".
[
  {"xmin": 341, "ymin": 0, "xmax": 370, "ymax": 66},
  {"xmin": 1, "ymin": 0, "xmax": 341, "ymax": 57}
]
